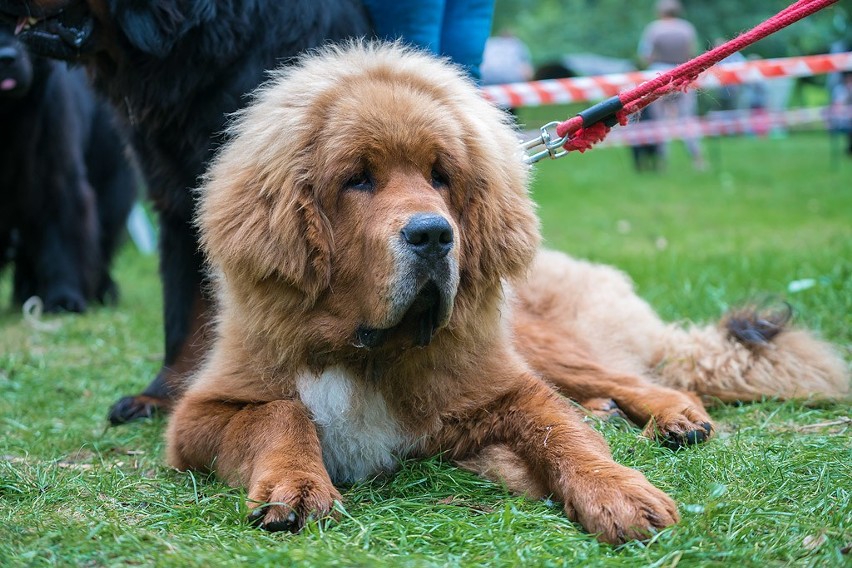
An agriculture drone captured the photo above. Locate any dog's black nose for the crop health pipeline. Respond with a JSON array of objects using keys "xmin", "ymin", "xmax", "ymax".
[
  {"xmin": 401, "ymin": 214, "xmax": 453, "ymax": 260},
  {"xmin": 0, "ymin": 47, "xmax": 18, "ymax": 64}
]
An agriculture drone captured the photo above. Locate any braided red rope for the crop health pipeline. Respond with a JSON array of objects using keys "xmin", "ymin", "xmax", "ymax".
[{"xmin": 553, "ymin": 0, "xmax": 839, "ymax": 153}]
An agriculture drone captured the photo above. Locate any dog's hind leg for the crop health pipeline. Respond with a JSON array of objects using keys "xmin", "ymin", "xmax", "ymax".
[
  {"xmin": 525, "ymin": 350, "xmax": 714, "ymax": 449},
  {"xmin": 456, "ymin": 444, "xmax": 549, "ymax": 499},
  {"xmin": 513, "ymin": 316, "xmax": 714, "ymax": 446},
  {"xmin": 511, "ymin": 250, "xmax": 711, "ymax": 446}
]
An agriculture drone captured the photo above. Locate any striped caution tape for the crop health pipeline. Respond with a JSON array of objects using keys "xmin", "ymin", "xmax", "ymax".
[
  {"xmin": 533, "ymin": 105, "xmax": 852, "ymax": 147},
  {"xmin": 482, "ymin": 52, "xmax": 852, "ymax": 108}
]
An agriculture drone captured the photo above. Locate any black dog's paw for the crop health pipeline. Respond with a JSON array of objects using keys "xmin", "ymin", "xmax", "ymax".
[
  {"xmin": 108, "ymin": 394, "xmax": 169, "ymax": 425},
  {"xmin": 97, "ymin": 276, "xmax": 120, "ymax": 306},
  {"xmin": 43, "ymin": 287, "xmax": 87, "ymax": 313}
]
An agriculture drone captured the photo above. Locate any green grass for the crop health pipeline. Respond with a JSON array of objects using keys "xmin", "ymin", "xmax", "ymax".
[{"xmin": 1, "ymin": 132, "xmax": 850, "ymax": 566}]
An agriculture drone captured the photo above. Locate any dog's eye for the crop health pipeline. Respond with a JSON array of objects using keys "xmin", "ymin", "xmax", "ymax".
[
  {"xmin": 430, "ymin": 168, "xmax": 449, "ymax": 189},
  {"xmin": 345, "ymin": 171, "xmax": 374, "ymax": 192}
]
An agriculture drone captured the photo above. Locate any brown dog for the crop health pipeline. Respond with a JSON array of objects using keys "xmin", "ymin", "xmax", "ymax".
[{"xmin": 166, "ymin": 43, "xmax": 849, "ymax": 544}]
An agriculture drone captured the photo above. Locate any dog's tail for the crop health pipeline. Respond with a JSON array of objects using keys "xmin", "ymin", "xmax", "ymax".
[{"xmin": 651, "ymin": 304, "xmax": 849, "ymax": 402}]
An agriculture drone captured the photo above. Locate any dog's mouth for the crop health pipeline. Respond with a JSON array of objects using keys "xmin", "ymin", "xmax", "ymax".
[
  {"xmin": 354, "ymin": 281, "xmax": 450, "ymax": 349},
  {"xmin": 0, "ymin": 2, "xmax": 95, "ymax": 60}
]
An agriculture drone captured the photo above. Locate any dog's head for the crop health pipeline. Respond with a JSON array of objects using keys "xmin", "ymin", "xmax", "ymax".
[
  {"xmin": 0, "ymin": 26, "xmax": 33, "ymax": 98},
  {"xmin": 199, "ymin": 43, "xmax": 540, "ymax": 351},
  {"xmin": 0, "ymin": 0, "xmax": 215, "ymax": 59}
]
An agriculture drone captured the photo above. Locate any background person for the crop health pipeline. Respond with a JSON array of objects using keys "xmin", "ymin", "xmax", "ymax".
[
  {"xmin": 639, "ymin": 0, "xmax": 706, "ymax": 170},
  {"xmin": 480, "ymin": 27, "xmax": 533, "ymax": 86},
  {"xmin": 362, "ymin": 0, "xmax": 495, "ymax": 80},
  {"xmin": 713, "ymin": 37, "xmax": 746, "ymax": 112},
  {"xmin": 480, "ymin": 27, "xmax": 533, "ymax": 117}
]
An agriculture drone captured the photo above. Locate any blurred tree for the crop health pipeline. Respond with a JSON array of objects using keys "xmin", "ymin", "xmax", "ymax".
[{"xmin": 492, "ymin": 0, "xmax": 849, "ymax": 67}]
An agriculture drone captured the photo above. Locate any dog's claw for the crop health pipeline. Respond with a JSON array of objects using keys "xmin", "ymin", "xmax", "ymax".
[
  {"xmin": 259, "ymin": 517, "xmax": 300, "ymax": 533},
  {"xmin": 662, "ymin": 422, "xmax": 713, "ymax": 450},
  {"xmin": 247, "ymin": 508, "xmax": 265, "ymax": 525},
  {"xmin": 248, "ymin": 506, "xmax": 300, "ymax": 532}
]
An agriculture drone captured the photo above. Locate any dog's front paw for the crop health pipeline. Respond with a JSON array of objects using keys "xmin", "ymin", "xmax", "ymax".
[
  {"xmin": 247, "ymin": 472, "xmax": 342, "ymax": 532},
  {"xmin": 566, "ymin": 463, "xmax": 679, "ymax": 544}
]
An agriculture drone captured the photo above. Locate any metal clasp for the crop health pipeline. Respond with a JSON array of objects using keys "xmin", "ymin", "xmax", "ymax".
[{"xmin": 521, "ymin": 121, "xmax": 569, "ymax": 164}]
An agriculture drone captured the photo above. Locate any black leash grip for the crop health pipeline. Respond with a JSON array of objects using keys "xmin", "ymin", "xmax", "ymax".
[{"xmin": 577, "ymin": 95, "xmax": 624, "ymax": 128}]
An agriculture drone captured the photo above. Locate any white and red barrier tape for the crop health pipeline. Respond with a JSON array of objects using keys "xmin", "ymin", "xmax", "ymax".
[
  {"xmin": 549, "ymin": 105, "xmax": 852, "ymax": 147},
  {"xmin": 483, "ymin": 52, "xmax": 852, "ymax": 108}
]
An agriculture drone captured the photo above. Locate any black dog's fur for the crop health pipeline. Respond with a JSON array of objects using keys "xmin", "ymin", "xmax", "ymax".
[
  {"xmin": 0, "ymin": 27, "xmax": 134, "ymax": 312},
  {"xmin": 0, "ymin": 1, "xmax": 371, "ymax": 422}
]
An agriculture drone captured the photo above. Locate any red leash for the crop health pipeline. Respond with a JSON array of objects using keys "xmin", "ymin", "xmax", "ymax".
[{"xmin": 523, "ymin": 0, "xmax": 839, "ymax": 162}]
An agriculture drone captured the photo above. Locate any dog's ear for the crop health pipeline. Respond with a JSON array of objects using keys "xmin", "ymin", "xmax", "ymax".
[
  {"xmin": 198, "ymin": 163, "xmax": 331, "ymax": 300},
  {"xmin": 458, "ymin": 161, "xmax": 540, "ymax": 286},
  {"xmin": 110, "ymin": 0, "xmax": 215, "ymax": 57}
]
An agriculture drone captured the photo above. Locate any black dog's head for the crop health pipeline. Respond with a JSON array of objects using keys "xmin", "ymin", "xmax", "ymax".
[
  {"xmin": 0, "ymin": 26, "xmax": 33, "ymax": 99},
  {"xmin": 0, "ymin": 1, "xmax": 215, "ymax": 60}
]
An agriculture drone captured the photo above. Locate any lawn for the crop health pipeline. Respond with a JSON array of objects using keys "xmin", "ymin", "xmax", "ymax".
[{"xmin": 1, "ymin": 131, "xmax": 850, "ymax": 567}]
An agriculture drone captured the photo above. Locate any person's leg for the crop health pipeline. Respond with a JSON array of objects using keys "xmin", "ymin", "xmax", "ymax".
[
  {"xmin": 678, "ymin": 90, "xmax": 699, "ymax": 154},
  {"xmin": 362, "ymin": 0, "xmax": 444, "ymax": 53},
  {"xmin": 645, "ymin": 98, "xmax": 672, "ymax": 164},
  {"xmin": 678, "ymin": 90, "xmax": 706, "ymax": 168},
  {"xmin": 439, "ymin": 0, "xmax": 495, "ymax": 80}
]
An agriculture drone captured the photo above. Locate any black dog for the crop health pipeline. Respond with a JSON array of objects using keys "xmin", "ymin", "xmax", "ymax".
[
  {"xmin": 0, "ymin": 27, "xmax": 134, "ymax": 312},
  {"xmin": 0, "ymin": 1, "xmax": 370, "ymax": 422}
]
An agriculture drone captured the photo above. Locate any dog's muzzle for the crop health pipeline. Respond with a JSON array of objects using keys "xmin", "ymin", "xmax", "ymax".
[{"xmin": 354, "ymin": 213, "xmax": 458, "ymax": 349}]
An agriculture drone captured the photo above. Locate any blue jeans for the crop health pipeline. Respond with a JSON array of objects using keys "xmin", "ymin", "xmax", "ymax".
[{"xmin": 362, "ymin": 0, "xmax": 495, "ymax": 80}]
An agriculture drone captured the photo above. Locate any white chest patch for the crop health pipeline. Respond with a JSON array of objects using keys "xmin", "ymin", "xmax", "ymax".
[{"xmin": 296, "ymin": 366, "xmax": 411, "ymax": 484}]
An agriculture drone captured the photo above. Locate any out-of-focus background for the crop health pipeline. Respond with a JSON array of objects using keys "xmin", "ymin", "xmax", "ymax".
[{"xmin": 1, "ymin": 1, "xmax": 850, "ymax": 566}]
